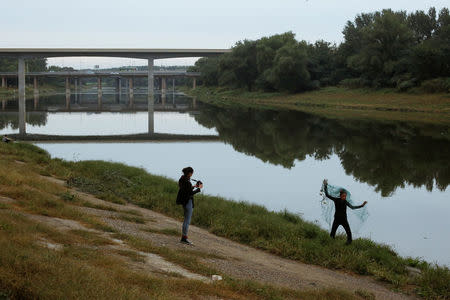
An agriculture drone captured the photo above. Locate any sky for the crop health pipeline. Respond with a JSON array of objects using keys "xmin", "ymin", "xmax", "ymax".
[{"xmin": 1, "ymin": 0, "xmax": 448, "ymax": 68}]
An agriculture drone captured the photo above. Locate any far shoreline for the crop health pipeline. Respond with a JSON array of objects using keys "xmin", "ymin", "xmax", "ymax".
[{"xmin": 185, "ymin": 86, "xmax": 450, "ymax": 126}]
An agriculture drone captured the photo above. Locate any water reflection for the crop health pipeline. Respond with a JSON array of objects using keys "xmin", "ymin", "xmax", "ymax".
[
  {"xmin": 0, "ymin": 93, "xmax": 206, "ymax": 136},
  {"xmin": 0, "ymin": 112, "xmax": 47, "ymax": 130},
  {"xmin": 194, "ymin": 104, "xmax": 450, "ymax": 197},
  {"xmin": 1, "ymin": 90, "xmax": 194, "ymax": 112}
]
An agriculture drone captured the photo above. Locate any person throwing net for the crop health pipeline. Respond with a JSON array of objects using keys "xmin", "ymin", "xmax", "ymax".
[{"xmin": 321, "ymin": 179, "xmax": 368, "ymax": 244}]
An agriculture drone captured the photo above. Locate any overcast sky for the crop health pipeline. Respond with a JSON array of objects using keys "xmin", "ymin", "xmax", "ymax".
[{"xmin": 1, "ymin": 0, "xmax": 447, "ymax": 68}]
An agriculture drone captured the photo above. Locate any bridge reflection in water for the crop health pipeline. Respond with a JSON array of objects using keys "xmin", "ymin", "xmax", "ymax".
[{"xmin": 0, "ymin": 91, "xmax": 214, "ymax": 142}]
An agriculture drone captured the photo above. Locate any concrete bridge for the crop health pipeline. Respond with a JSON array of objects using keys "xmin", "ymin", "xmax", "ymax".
[
  {"xmin": 0, "ymin": 48, "xmax": 230, "ymax": 136},
  {"xmin": 0, "ymin": 70, "xmax": 202, "ymax": 102},
  {"xmin": 1, "ymin": 91, "xmax": 199, "ymax": 112}
]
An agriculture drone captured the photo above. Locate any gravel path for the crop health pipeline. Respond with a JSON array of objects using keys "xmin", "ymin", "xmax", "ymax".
[{"xmin": 43, "ymin": 176, "xmax": 417, "ymax": 299}]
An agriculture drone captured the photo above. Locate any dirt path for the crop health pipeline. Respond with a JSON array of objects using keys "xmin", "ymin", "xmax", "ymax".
[{"xmin": 38, "ymin": 176, "xmax": 416, "ymax": 299}]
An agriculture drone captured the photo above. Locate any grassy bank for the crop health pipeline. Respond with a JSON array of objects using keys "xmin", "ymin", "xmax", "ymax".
[
  {"xmin": 3, "ymin": 142, "xmax": 447, "ymax": 298},
  {"xmin": 185, "ymin": 86, "xmax": 450, "ymax": 125},
  {"xmin": 0, "ymin": 142, "xmax": 367, "ymax": 300}
]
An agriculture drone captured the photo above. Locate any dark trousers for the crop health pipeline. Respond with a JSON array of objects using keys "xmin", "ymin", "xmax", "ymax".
[
  {"xmin": 182, "ymin": 199, "xmax": 193, "ymax": 237},
  {"xmin": 330, "ymin": 217, "xmax": 352, "ymax": 243}
]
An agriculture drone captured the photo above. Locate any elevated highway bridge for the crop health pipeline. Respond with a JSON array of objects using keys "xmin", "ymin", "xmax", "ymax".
[{"xmin": 0, "ymin": 48, "xmax": 230, "ymax": 136}]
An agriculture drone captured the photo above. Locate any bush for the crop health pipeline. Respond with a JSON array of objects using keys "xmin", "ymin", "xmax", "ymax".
[
  {"xmin": 397, "ymin": 79, "xmax": 416, "ymax": 92},
  {"xmin": 339, "ymin": 78, "xmax": 371, "ymax": 89},
  {"xmin": 420, "ymin": 78, "xmax": 450, "ymax": 93}
]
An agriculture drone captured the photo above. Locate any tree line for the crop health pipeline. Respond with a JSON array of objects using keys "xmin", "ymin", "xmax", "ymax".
[
  {"xmin": 189, "ymin": 7, "xmax": 450, "ymax": 93},
  {"xmin": 0, "ymin": 58, "xmax": 47, "ymax": 73}
]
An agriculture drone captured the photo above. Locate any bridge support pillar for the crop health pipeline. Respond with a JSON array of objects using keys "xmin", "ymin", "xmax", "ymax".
[
  {"xmin": 161, "ymin": 76, "xmax": 167, "ymax": 108},
  {"xmin": 65, "ymin": 77, "xmax": 70, "ymax": 94},
  {"xmin": 128, "ymin": 77, "xmax": 134, "ymax": 105},
  {"xmin": 18, "ymin": 57, "xmax": 26, "ymax": 136},
  {"xmin": 74, "ymin": 78, "xmax": 78, "ymax": 103},
  {"xmin": 33, "ymin": 77, "xmax": 38, "ymax": 95},
  {"xmin": 161, "ymin": 91, "xmax": 166, "ymax": 108},
  {"xmin": 1, "ymin": 76, "xmax": 5, "ymax": 88},
  {"xmin": 148, "ymin": 58, "xmax": 154, "ymax": 134},
  {"xmin": 161, "ymin": 77, "xmax": 167, "ymax": 93},
  {"xmin": 97, "ymin": 77, "xmax": 102, "ymax": 106},
  {"xmin": 117, "ymin": 77, "xmax": 122, "ymax": 93},
  {"xmin": 192, "ymin": 78, "xmax": 197, "ymax": 89},
  {"xmin": 77, "ymin": 78, "xmax": 82, "ymax": 104},
  {"xmin": 65, "ymin": 77, "xmax": 71, "ymax": 107},
  {"xmin": 172, "ymin": 78, "xmax": 176, "ymax": 107},
  {"xmin": 115, "ymin": 78, "xmax": 121, "ymax": 103},
  {"xmin": 34, "ymin": 93, "xmax": 39, "ymax": 110}
]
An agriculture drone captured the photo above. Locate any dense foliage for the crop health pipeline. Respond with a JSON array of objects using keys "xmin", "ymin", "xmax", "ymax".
[
  {"xmin": 190, "ymin": 7, "xmax": 450, "ymax": 93},
  {"xmin": 0, "ymin": 58, "xmax": 47, "ymax": 72}
]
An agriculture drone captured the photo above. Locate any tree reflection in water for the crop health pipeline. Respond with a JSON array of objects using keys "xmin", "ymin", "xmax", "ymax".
[
  {"xmin": 194, "ymin": 104, "xmax": 449, "ymax": 196},
  {"xmin": 0, "ymin": 113, "xmax": 48, "ymax": 130}
]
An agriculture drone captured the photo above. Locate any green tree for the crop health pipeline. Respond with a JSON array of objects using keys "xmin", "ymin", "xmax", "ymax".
[
  {"xmin": 0, "ymin": 58, "xmax": 47, "ymax": 72},
  {"xmin": 264, "ymin": 42, "xmax": 311, "ymax": 92},
  {"xmin": 410, "ymin": 8, "xmax": 450, "ymax": 80},
  {"xmin": 192, "ymin": 7, "xmax": 449, "ymax": 92},
  {"xmin": 218, "ymin": 40, "xmax": 258, "ymax": 91},
  {"xmin": 254, "ymin": 32, "xmax": 299, "ymax": 90},
  {"xmin": 346, "ymin": 9, "xmax": 414, "ymax": 86},
  {"xmin": 307, "ymin": 40, "xmax": 339, "ymax": 86},
  {"xmin": 408, "ymin": 7, "xmax": 437, "ymax": 42}
]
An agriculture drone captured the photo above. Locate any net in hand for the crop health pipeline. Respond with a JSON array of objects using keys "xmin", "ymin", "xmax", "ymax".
[{"xmin": 319, "ymin": 181, "xmax": 369, "ymax": 233}]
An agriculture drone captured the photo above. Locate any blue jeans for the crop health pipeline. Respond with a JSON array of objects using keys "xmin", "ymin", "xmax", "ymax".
[{"xmin": 182, "ymin": 199, "xmax": 193, "ymax": 237}]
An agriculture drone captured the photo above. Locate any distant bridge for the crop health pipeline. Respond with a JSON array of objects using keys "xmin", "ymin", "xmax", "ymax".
[
  {"xmin": 0, "ymin": 71, "xmax": 201, "ymax": 78},
  {"xmin": 0, "ymin": 48, "xmax": 230, "ymax": 136},
  {"xmin": 0, "ymin": 71, "xmax": 202, "ymax": 94}
]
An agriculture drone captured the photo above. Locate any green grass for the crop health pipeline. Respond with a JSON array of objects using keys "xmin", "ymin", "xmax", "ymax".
[
  {"xmin": 186, "ymin": 86, "xmax": 450, "ymax": 125},
  {"xmin": 120, "ymin": 208, "xmax": 143, "ymax": 216},
  {"xmin": 355, "ymin": 290, "xmax": 375, "ymax": 300},
  {"xmin": 1, "ymin": 142, "xmax": 449, "ymax": 299},
  {"xmin": 81, "ymin": 201, "xmax": 118, "ymax": 212},
  {"xmin": 117, "ymin": 213, "xmax": 146, "ymax": 224}
]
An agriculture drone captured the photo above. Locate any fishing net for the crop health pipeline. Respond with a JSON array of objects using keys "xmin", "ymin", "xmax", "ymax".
[{"xmin": 319, "ymin": 181, "xmax": 369, "ymax": 234}]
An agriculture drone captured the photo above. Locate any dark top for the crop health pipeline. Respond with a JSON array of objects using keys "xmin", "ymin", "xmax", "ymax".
[
  {"xmin": 324, "ymin": 184, "xmax": 364, "ymax": 220},
  {"xmin": 176, "ymin": 175, "xmax": 201, "ymax": 207}
]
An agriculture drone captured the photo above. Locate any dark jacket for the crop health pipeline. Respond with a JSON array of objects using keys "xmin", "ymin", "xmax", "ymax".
[
  {"xmin": 324, "ymin": 184, "xmax": 364, "ymax": 220},
  {"xmin": 176, "ymin": 175, "xmax": 201, "ymax": 207}
]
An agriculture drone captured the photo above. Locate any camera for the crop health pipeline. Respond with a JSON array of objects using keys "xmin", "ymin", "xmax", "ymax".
[{"xmin": 192, "ymin": 179, "xmax": 203, "ymax": 187}]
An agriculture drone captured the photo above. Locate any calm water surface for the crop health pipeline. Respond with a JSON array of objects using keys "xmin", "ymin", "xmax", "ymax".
[{"xmin": 1, "ymin": 93, "xmax": 448, "ymax": 265}]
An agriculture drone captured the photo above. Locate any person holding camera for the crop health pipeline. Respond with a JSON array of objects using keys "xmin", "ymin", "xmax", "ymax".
[{"xmin": 176, "ymin": 167, "xmax": 203, "ymax": 245}]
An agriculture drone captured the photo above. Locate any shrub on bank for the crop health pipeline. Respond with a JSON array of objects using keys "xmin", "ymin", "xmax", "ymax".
[
  {"xmin": 420, "ymin": 78, "xmax": 450, "ymax": 93},
  {"xmin": 339, "ymin": 78, "xmax": 372, "ymax": 89}
]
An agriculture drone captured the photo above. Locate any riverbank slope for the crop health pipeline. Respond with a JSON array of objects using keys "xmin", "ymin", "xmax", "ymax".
[{"xmin": 186, "ymin": 87, "xmax": 450, "ymax": 125}]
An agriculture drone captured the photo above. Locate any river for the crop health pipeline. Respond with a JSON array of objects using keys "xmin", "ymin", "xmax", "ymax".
[{"xmin": 1, "ymin": 92, "xmax": 449, "ymax": 266}]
